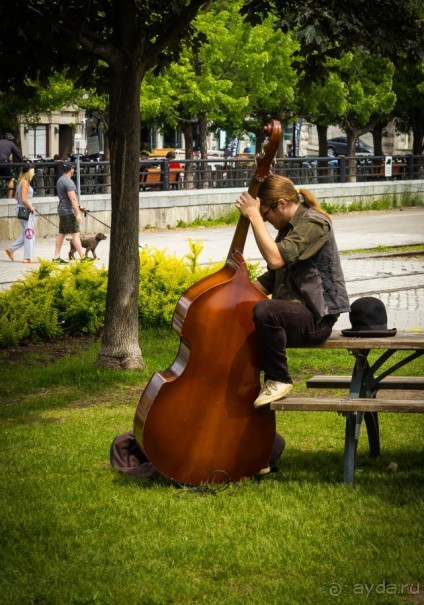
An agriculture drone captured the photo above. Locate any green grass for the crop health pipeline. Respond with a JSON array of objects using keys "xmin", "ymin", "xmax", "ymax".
[
  {"xmin": 164, "ymin": 196, "xmax": 424, "ymax": 229},
  {"xmin": 0, "ymin": 332, "xmax": 423, "ymax": 604},
  {"xmin": 175, "ymin": 209, "xmax": 240, "ymax": 228},
  {"xmin": 341, "ymin": 243, "xmax": 424, "ymax": 256},
  {"xmin": 321, "ymin": 191, "xmax": 424, "ymax": 214}
]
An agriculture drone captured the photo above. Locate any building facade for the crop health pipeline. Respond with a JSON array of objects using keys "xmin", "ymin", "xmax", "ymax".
[{"xmin": 17, "ymin": 108, "xmax": 414, "ymax": 161}]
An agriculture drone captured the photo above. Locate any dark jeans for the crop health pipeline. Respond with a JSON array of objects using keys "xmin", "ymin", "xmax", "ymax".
[{"xmin": 253, "ymin": 299, "xmax": 338, "ymax": 383}]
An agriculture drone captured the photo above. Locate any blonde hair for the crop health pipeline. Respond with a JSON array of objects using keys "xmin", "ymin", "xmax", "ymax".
[
  {"xmin": 258, "ymin": 174, "xmax": 331, "ymax": 222},
  {"xmin": 17, "ymin": 167, "xmax": 35, "ymax": 185}
]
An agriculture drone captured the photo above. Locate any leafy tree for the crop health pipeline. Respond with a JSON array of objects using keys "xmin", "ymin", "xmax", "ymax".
[
  {"xmin": 140, "ymin": 0, "xmax": 298, "ymax": 160},
  {"xmin": 393, "ymin": 61, "xmax": 424, "ymax": 155},
  {"xmin": 0, "ymin": 0, "xmax": 219, "ymax": 369},
  {"xmin": 336, "ymin": 52, "xmax": 396, "ymax": 149},
  {"xmin": 299, "ymin": 69, "xmax": 348, "ymax": 154},
  {"xmin": 241, "ymin": 0, "xmax": 424, "ymax": 67},
  {"xmin": 296, "ymin": 69, "xmax": 348, "ymax": 181},
  {"xmin": 140, "ymin": 5, "xmax": 252, "ymax": 187},
  {"xmin": 26, "ymin": 72, "xmax": 83, "ymax": 116},
  {"xmin": 0, "ymin": 71, "xmax": 79, "ymax": 139},
  {"xmin": 242, "ymin": 0, "xmax": 424, "ymax": 158},
  {"xmin": 297, "ymin": 50, "xmax": 396, "ymax": 180}
]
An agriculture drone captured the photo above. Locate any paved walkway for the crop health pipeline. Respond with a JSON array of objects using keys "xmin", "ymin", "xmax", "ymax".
[{"xmin": 1, "ymin": 208, "xmax": 423, "ymax": 331}]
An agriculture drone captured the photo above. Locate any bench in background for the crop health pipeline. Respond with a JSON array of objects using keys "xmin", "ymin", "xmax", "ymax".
[{"xmin": 140, "ymin": 167, "xmax": 183, "ymax": 191}]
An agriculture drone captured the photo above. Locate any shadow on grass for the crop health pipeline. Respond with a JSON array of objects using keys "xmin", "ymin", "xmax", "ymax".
[
  {"xmin": 275, "ymin": 448, "xmax": 424, "ymax": 488},
  {"xmin": 109, "ymin": 446, "xmax": 424, "ymax": 496}
]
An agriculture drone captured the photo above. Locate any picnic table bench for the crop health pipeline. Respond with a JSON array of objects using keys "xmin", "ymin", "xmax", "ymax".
[{"xmin": 270, "ymin": 331, "xmax": 424, "ymax": 484}]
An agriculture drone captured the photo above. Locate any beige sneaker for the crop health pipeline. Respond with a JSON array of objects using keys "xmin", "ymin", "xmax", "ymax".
[
  {"xmin": 254, "ymin": 380, "xmax": 293, "ymax": 408},
  {"xmin": 256, "ymin": 466, "xmax": 271, "ymax": 476}
]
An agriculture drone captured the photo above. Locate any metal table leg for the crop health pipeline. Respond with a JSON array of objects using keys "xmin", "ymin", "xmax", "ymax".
[{"xmin": 342, "ymin": 347, "xmax": 423, "ymax": 483}]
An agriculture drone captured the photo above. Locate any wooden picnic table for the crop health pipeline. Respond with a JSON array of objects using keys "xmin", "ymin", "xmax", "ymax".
[{"xmin": 271, "ymin": 331, "xmax": 424, "ymax": 484}]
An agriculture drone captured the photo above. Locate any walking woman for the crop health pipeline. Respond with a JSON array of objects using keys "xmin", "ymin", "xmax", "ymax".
[{"xmin": 4, "ymin": 164, "xmax": 36, "ymax": 263}]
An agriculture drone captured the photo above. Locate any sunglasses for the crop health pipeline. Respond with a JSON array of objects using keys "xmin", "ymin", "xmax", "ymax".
[{"xmin": 261, "ymin": 203, "xmax": 279, "ymax": 220}]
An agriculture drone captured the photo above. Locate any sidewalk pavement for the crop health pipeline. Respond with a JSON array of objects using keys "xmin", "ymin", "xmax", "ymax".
[{"xmin": 1, "ymin": 209, "xmax": 423, "ymax": 331}]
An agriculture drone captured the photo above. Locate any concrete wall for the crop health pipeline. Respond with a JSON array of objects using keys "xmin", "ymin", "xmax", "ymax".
[{"xmin": 1, "ymin": 180, "xmax": 423, "ymax": 240}]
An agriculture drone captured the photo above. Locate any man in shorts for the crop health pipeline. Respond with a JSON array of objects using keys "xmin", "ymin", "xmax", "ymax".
[{"xmin": 53, "ymin": 162, "xmax": 85, "ymax": 263}]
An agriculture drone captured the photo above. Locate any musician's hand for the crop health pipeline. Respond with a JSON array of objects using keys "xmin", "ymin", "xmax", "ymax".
[{"xmin": 235, "ymin": 191, "xmax": 260, "ymax": 218}]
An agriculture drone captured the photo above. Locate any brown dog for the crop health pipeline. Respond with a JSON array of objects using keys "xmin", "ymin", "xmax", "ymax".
[{"xmin": 67, "ymin": 232, "xmax": 107, "ymax": 259}]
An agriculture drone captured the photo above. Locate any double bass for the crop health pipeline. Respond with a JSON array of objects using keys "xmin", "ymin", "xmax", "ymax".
[{"xmin": 134, "ymin": 120, "xmax": 282, "ymax": 485}]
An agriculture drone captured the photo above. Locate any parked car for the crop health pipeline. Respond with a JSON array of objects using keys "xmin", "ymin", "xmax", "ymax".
[{"xmin": 327, "ymin": 136, "xmax": 374, "ymax": 157}]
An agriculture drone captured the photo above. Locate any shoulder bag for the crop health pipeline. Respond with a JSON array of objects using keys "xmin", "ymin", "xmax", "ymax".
[{"xmin": 17, "ymin": 206, "xmax": 31, "ymax": 220}]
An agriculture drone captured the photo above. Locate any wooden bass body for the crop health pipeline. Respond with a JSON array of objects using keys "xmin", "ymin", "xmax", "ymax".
[{"xmin": 134, "ymin": 250, "xmax": 275, "ymax": 485}]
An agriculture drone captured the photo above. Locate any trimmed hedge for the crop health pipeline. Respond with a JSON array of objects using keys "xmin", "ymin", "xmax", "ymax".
[{"xmin": 0, "ymin": 240, "xmax": 261, "ymax": 347}]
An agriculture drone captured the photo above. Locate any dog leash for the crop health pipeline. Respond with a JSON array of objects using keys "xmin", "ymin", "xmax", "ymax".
[
  {"xmin": 80, "ymin": 207, "xmax": 111, "ymax": 230},
  {"xmin": 34, "ymin": 207, "xmax": 144, "ymax": 251},
  {"xmin": 81, "ymin": 207, "xmax": 145, "ymax": 249},
  {"xmin": 35, "ymin": 208, "xmax": 59, "ymax": 229},
  {"xmin": 35, "ymin": 207, "xmax": 109, "ymax": 233}
]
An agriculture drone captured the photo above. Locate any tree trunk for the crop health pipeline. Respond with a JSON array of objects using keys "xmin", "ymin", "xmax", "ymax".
[
  {"xmin": 316, "ymin": 123, "xmax": 333, "ymax": 183},
  {"xmin": 198, "ymin": 111, "xmax": 209, "ymax": 188},
  {"xmin": 372, "ymin": 122, "xmax": 385, "ymax": 157},
  {"xmin": 411, "ymin": 107, "xmax": 424, "ymax": 155},
  {"xmin": 255, "ymin": 126, "xmax": 265, "ymax": 153},
  {"xmin": 97, "ymin": 64, "xmax": 144, "ymax": 369},
  {"xmin": 345, "ymin": 131, "xmax": 358, "ymax": 182},
  {"xmin": 181, "ymin": 120, "xmax": 195, "ymax": 189}
]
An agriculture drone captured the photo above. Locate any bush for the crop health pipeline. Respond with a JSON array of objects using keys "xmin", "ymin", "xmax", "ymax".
[
  {"xmin": 138, "ymin": 241, "xmax": 218, "ymax": 327},
  {"xmin": 0, "ymin": 261, "xmax": 108, "ymax": 347},
  {"xmin": 138, "ymin": 240, "xmax": 261, "ymax": 327},
  {"xmin": 0, "ymin": 243, "xmax": 262, "ymax": 347}
]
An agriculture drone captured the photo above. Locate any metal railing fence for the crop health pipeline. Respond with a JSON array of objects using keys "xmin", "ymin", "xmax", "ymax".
[{"xmin": 1, "ymin": 154, "xmax": 423, "ymax": 198}]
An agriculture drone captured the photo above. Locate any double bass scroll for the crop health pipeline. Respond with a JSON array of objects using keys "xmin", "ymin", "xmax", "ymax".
[{"xmin": 134, "ymin": 120, "xmax": 282, "ymax": 485}]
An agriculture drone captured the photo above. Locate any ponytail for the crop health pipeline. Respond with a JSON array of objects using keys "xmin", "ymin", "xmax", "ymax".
[{"xmin": 297, "ymin": 188, "xmax": 332, "ymax": 222}]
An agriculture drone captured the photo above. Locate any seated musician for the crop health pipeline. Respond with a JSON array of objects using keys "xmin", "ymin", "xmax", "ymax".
[{"xmin": 236, "ymin": 174, "xmax": 350, "ymax": 407}]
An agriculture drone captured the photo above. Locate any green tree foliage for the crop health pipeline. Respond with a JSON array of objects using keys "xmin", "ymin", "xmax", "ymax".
[
  {"xmin": 334, "ymin": 52, "xmax": 396, "ymax": 151},
  {"xmin": 306, "ymin": 51, "xmax": 396, "ymax": 180},
  {"xmin": 241, "ymin": 0, "xmax": 424, "ymax": 67},
  {"xmin": 299, "ymin": 70, "xmax": 348, "ymax": 152},
  {"xmin": 241, "ymin": 0, "xmax": 423, "ymax": 158},
  {"xmin": 296, "ymin": 50, "xmax": 396, "ymax": 167},
  {"xmin": 140, "ymin": 0, "xmax": 298, "ymax": 156},
  {"xmin": 393, "ymin": 61, "xmax": 424, "ymax": 154},
  {"xmin": 0, "ymin": 0, "xmax": 220, "ymax": 368},
  {"xmin": 26, "ymin": 72, "xmax": 83, "ymax": 115}
]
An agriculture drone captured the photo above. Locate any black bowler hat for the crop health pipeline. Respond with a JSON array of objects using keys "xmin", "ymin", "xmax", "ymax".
[{"xmin": 341, "ymin": 297, "xmax": 397, "ymax": 338}]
